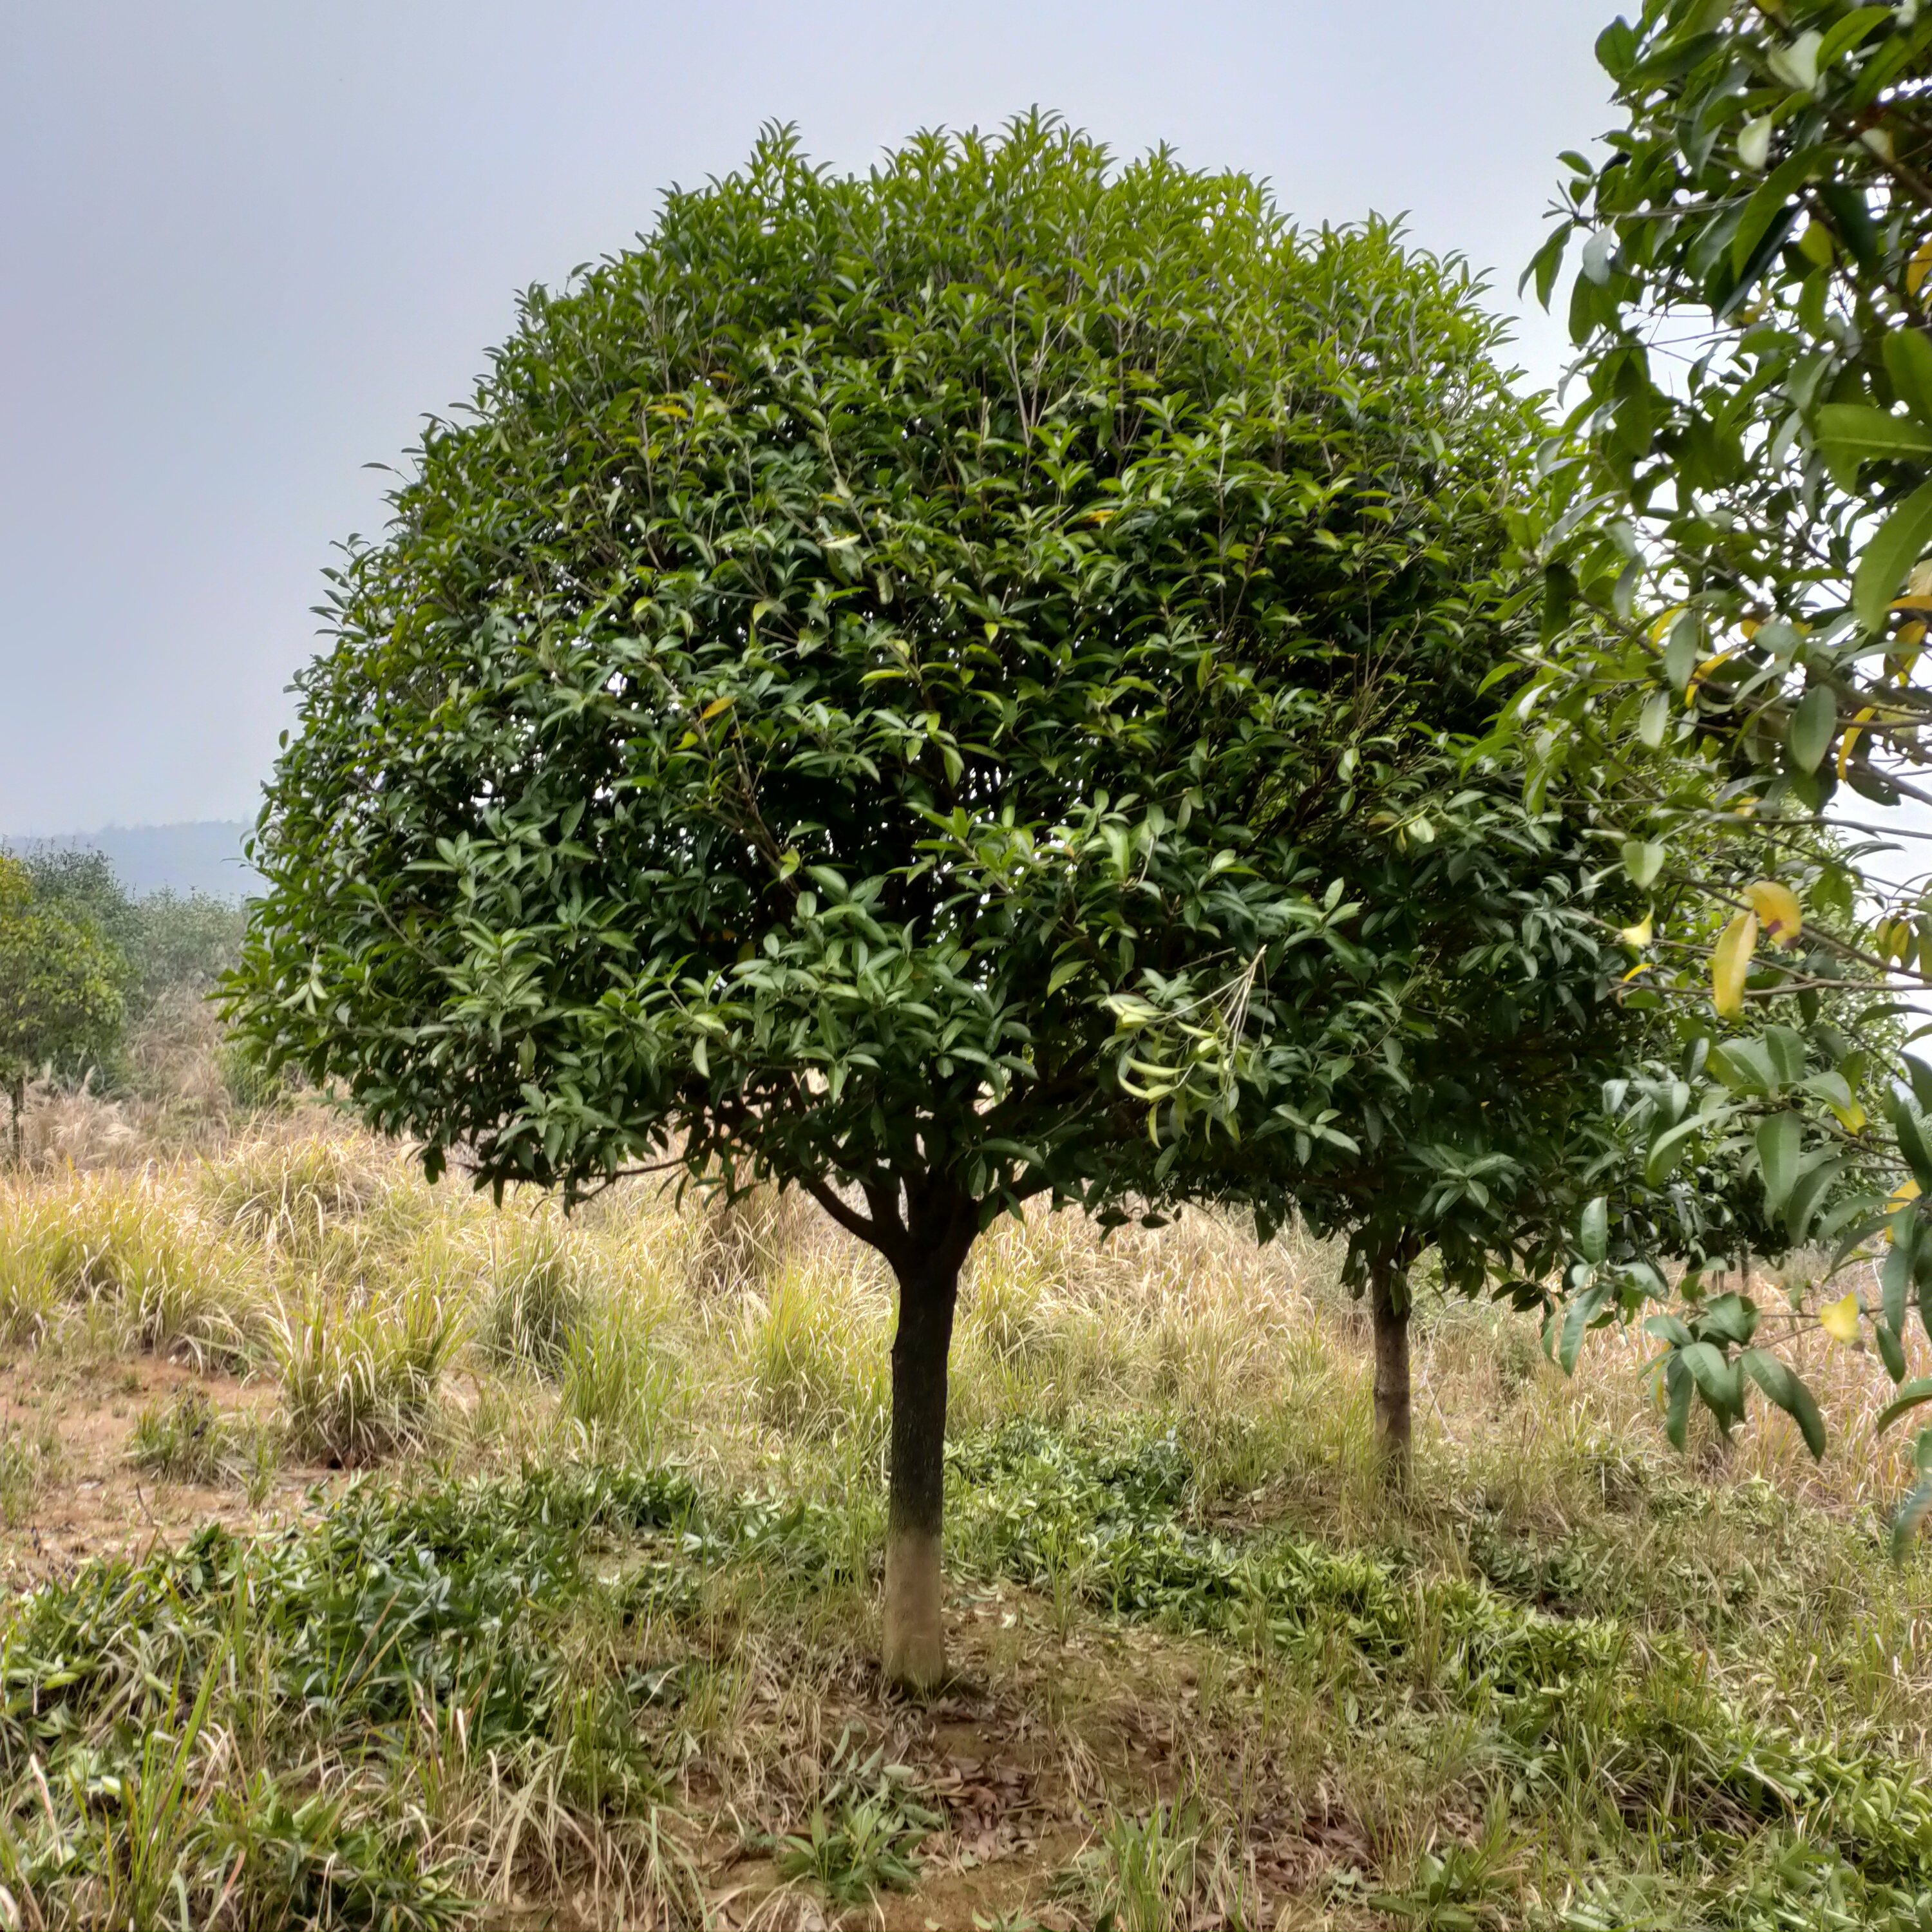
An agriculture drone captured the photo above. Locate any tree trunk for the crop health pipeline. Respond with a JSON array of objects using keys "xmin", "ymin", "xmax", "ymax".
[
  {"xmin": 881, "ymin": 1182, "xmax": 976, "ymax": 1690},
  {"xmin": 1369, "ymin": 1261, "xmax": 1412, "ymax": 1487}
]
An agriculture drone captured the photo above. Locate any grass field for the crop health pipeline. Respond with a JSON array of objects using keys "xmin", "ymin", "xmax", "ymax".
[{"xmin": 0, "ymin": 1079, "xmax": 1930, "ymax": 1929}]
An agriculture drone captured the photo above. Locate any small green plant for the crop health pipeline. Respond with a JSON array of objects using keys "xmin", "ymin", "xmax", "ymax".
[
  {"xmin": 1367, "ymin": 1805, "xmax": 1517, "ymax": 1932},
  {"xmin": 0, "ymin": 1416, "xmax": 58, "ymax": 1525},
  {"xmin": 553, "ymin": 1677, "xmax": 666, "ymax": 1817},
  {"xmin": 91, "ymin": 1658, "xmax": 222, "ymax": 1932},
  {"xmin": 127, "ymin": 1387, "xmax": 277, "ymax": 1492},
  {"xmin": 1082, "ymin": 1801, "xmax": 1195, "ymax": 1932},
  {"xmin": 771, "ymin": 1730, "xmax": 940, "ymax": 1906}
]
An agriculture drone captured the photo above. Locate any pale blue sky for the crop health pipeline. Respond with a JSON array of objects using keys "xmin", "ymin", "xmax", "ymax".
[{"xmin": 1, "ymin": 0, "xmax": 1613, "ymax": 835}]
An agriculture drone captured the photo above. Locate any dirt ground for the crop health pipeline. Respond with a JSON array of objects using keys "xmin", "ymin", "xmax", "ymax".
[{"xmin": 0, "ymin": 1357, "xmax": 337, "ymax": 1586}]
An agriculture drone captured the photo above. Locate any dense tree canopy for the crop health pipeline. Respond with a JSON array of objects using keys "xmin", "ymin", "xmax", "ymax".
[
  {"xmin": 0, "ymin": 856, "xmax": 124, "ymax": 1162},
  {"xmin": 1504, "ymin": 1, "xmax": 1932, "ymax": 1519},
  {"xmin": 232, "ymin": 119, "xmax": 1710, "ymax": 1673}
]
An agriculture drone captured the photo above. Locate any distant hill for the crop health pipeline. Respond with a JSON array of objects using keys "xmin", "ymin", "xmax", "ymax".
[{"xmin": 6, "ymin": 821, "xmax": 258, "ymax": 900}]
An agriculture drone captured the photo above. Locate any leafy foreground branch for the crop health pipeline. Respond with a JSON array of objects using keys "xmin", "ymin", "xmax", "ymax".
[{"xmin": 2, "ymin": 1431, "xmax": 1931, "ymax": 1929}]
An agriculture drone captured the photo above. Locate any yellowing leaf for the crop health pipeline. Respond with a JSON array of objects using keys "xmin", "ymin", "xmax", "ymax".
[
  {"xmin": 1833, "ymin": 1099, "xmax": 1868, "ymax": 1134},
  {"xmin": 1820, "ymin": 1291, "xmax": 1861, "ymax": 1344},
  {"xmin": 1712, "ymin": 911, "xmax": 1757, "ymax": 1018},
  {"xmin": 1911, "ymin": 240, "xmax": 1932, "ymax": 300},
  {"xmin": 1839, "ymin": 706, "xmax": 1877, "ymax": 779},
  {"xmin": 1798, "ymin": 218, "xmax": 1834, "ymax": 267},
  {"xmin": 1887, "ymin": 1176, "xmax": 1921, "ymax": 1240},
  {"xmin": 699, "ymin": 695, "xmax": 735, "ymax": 721},
  {"xmin": 1685, "ymin": 649, "xmax": 1735, "ymax": 705},
  {"xmin": 1744, "ymin": 879, "xmax": 1803, "ymax": 947},
  {"xmin": 1620, "ymin": 913, "xmax": 1654, "ymax": 947},
  {"xmin": 1647, "ymin": 602, "xmax": 1686, "ymax": 644}
]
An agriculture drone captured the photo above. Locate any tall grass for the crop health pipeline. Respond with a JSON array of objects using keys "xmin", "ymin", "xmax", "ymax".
[
  {"xmin": 0, "ymin": 1173, "xmax": 245, "ymax": 1360},
  {"xmin": 744, "ymin": 1260, "xmax": 889, "ymax": 1444},
  {"xmin": 267, "ymin": 1281, "xmax": 458, "ymax": 1464}
]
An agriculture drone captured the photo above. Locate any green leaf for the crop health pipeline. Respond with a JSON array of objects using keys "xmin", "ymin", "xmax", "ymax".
[
  {"xmin": 1788, "ymin": 685, "xmax": 1837, "ymax": 773},
  {"xmin": 1756, "ymin": 1111, "xmax": 1802, "ymax": 1215},
  {"xmin": 1558, "ymin": 1283, "xmax": 1609, "ymax": 1374},
  {"xmin": 1595, "ymin": 17, "xmax": 1637, "ymax": 79},
  {"xmin": 1680, "ymin": 1340, "xmax": 1741, "ymax": 1427},
  {"xmin": 1885, "ymin": 328, "xmax": 1932, "ymax": 429},
  {"xmin": 1877, "ymin": 1376, "xmax": 1932, "ymax": 1435},
  {"xmin": 1522, "ymin": 225, "xmax": 1571, "ymax": 310},
  {"xmin": 1785, "ymin": 1157, "xmax": 1846, "ymax": 1245},
  {"xmin": 1740, "ymin": 1349, "xmax": 1826, "ymax": 1458},
  {"xmin": 1664, "ymin": 1355, "xmax": 1694, "ymax": 1451},
  {"xmin": 1853, "ymin": 480, "xmax": 1932, "ymax": 633},
  {"xmin": 1646, "ymin": 1115, "xmax": 1709, "ymax": 1186},
  {"xmin": 1878, "ymin": 1320, "xmax": 1910, "ymax": 1384},
  {"xmin": 1815, "ymin": 6, "xmax": 1891, "ymax": 77},
  {"xmin": 1814, "ymin": 404, "xmax": 1932, "ymax": 466},
  {"xmin": 1731, "ymin": 150, "xmax": 1821, "ymax": 277},
  {"xmin": 1620, "ymin": 840, "xmax": 1665, "ymax": 889},
  {"xmin": 1638, "ymin": 689, "xmax": 1671, "ymax": 748},
  {"xmin": 1884, "ymin": 1232, "xmax": 1913, "ymax": 1335},
  {"xmin": 1578, "ymin": 1195, "xmax": 1608, "ymax": 1265},
  {"xmin": 1905, "ymin": 1054, "xmax": 1932, "ymax": 1117},
  {"xmin": 1663, "ymin": 612, "xmax": 1701, "ymax": 691},
  {"xmin": 1893, "ymin": 1094, "xmax": 1932, "ymax": 1192},
  {"xmin": 1895, "ymin": 1430, "xmax": 1932, "ymax": 1558}
]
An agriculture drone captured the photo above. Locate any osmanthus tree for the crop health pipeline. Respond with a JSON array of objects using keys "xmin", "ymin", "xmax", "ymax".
[
  {"xmin": 1122, "ymin": 780, "xmax": 1788, "ymax": 1477},
  {"xmin": 231, "ymin": 119, "xmax": 1708, "ymax": 1678},
  {"xmin": 0, "ymin": 856, "xmax": 124, "ymax": 1163},
  {"xmin": 1497, "ymin": 0, "xmax": 1932, "ymax": 1530}
]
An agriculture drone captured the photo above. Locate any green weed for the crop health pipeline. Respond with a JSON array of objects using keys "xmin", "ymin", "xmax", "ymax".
[
  {"xmin": 128, "ymin": 1386, "xmax": 277, "ymax": 1494},
  {"xmin": 770, "ymin": 1728, "xmax": 940, "ymax": 1906}
]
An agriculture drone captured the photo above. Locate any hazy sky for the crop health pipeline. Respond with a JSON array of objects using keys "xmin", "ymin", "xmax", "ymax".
[{"xmin": 1, "ymin": 0, "xmax": 1615, "ymax": 836}]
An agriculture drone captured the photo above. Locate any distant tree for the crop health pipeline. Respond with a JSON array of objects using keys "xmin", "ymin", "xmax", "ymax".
[
  {"xmin": 122, "ymin": 890, "xmax": 247, "ymax": 1008},
  {"xmin": 0, "ymin": 857, "xmax": 124, "ymax": 1162},
  {"xmin": 230, "ymin": 120, "xmax": 1721, "ymax": 1678},
  {"xmin": 23, "ymin": 849, "xmax": 244, "ymax": 1025}
]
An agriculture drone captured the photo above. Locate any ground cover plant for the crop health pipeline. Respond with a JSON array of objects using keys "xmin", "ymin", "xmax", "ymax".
[{"xmin": 0, "ymin": 1077, "xmax": 1929, "ymax": 1927}]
